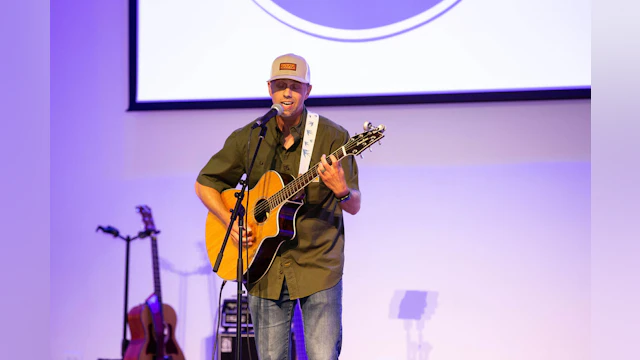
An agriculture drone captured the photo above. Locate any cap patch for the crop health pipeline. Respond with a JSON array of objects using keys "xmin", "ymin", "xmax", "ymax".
[{"xmin": 279, "ymin": 63, "xmax": 297, "ymax": 71}]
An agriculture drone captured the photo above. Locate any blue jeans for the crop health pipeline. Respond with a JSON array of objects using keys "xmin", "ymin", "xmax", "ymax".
[{"xmin": 247, "ymin": 279, "xmax": 343, "ymax": 360}]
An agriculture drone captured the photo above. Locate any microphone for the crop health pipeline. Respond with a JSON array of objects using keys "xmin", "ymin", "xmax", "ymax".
[
  {"xmin": 96, "ymin": 225, "xmax": 120, "ymax": 237},
  {"xmin": 251, "ymin": 103, "xmax": 284, "ymax": 129}
]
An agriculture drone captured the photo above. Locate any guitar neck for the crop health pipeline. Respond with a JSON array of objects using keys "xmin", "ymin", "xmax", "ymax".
[
  {"xmin": 267, "ymin": 146, "xmax": 349, "ymax": 208},
  {"xmin": 150, "ymin": 235, "xmax": 163, "ymax": 305}
]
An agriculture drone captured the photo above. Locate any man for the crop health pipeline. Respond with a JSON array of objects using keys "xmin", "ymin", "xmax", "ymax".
[{"xmin": 195, "ymin": 53, "xmax": 361, "ymax": 359}]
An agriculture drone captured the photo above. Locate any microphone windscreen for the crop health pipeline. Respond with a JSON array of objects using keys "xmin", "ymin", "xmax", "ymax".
[{"xmin": 271, "ymin": 103, "xmax": 284, "ymax": 115}]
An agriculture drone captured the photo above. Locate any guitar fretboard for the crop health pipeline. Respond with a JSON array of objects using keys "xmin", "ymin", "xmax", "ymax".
[
  {"xmin": 264, "ymin": 145, "xmax": 349, "ymax": 211},
  {"xmin": 150, "ymin": 235, "xmax": 163, "ymax": 305},
  {"xmin": 252, "ymin": 126, "xmax": 384, "ymax": 221}
]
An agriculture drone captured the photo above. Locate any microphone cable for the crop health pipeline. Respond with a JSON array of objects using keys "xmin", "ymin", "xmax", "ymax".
[{"xmin": 245, "ymin": 127, "xmax": 254, "ymax": 360}]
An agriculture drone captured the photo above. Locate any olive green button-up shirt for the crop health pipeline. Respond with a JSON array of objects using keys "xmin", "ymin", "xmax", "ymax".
[{"xmin": 197, "ymin": 108, "xmax": 359, "ymax": 300}]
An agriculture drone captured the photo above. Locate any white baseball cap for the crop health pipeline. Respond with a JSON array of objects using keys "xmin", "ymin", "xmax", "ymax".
[{"xmin": 268, "ymin": 53, "xmax": 311, "ymax": 84}]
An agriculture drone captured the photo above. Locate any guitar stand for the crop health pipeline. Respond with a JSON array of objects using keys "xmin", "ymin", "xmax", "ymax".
[
  {"xmin": 212, "ymin": 121, "xmax": 270, "ymax": 360},
  {"xmin": 96, "ymin": 225, "xmax": 155, "ymax": 358}
]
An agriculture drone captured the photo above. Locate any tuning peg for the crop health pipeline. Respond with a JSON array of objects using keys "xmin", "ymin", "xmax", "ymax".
[
  {"xmin": 360, "ymin": 154, "xmax": 364, "ymax": 159},
  {"xmin": 363, "ymin": 122, "xmax": 372, "ymax": 131}
]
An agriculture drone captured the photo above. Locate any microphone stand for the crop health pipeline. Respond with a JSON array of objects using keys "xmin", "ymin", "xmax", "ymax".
[
  {"xmin": 212, "ymin": 123, "xmax": 269, "ymax": 360},
  {"xmin": 96, "ymin": 225, "xmax": 154, "ymax": 358}
]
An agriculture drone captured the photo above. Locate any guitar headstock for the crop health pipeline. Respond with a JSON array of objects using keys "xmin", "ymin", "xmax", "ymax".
[
  {"xmin": 344, "ymin": 122, "xmax": 386, "ymax": 156},
  {"xmin": 136, "ymin": 205, "xmax": 158, "ymax": 235}
]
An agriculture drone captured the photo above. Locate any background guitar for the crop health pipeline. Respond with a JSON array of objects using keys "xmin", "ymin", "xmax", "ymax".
[{"xmin": 124, "ymin": 205, "xmax": 185, "ymax": 360}]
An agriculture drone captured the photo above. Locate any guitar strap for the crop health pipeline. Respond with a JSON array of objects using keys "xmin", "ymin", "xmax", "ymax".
[{"xmin": 299, "ymin": 111, "xmax": 319, "ymax": 181}]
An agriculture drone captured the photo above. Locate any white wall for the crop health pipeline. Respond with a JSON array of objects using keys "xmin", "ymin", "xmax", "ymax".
[{"xmin": 50, "ymin": 1, "xmax": 590, "ymax": 360}]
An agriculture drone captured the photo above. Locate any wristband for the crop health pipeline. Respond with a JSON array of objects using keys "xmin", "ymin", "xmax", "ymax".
[{"xmin": 335, "ymin": 190, "xmax": 351, "ymax": 203}]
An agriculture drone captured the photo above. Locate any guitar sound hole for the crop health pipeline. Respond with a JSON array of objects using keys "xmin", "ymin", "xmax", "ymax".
[{"xmin": 254, "ymin": 199, "xmax": 270, "ymax": 223}]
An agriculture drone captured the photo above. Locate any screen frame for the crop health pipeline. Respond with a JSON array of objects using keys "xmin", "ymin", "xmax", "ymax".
[{"xmin": 127, "ymin": 0, "xmax": 590, "ymax": 112}]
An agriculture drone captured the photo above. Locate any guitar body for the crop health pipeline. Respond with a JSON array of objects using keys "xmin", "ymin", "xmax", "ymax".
[
  {"xmin": 206, "ymin": 170, "xmax": 303, "ymax": 283},
  {"xmin": 124, "ymin": 302, "xmax": 185, "ymax": 360}
]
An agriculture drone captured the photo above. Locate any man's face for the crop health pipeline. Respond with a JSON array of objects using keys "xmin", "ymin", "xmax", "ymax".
[{"xmin": 268, "ymin": 79, "xmax": 312, "ymax": 120}]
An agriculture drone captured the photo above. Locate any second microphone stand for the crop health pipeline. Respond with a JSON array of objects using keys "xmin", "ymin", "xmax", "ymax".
[{"xmin": 212, "ymin": 123, "xmax": 268, "ymax": 360}]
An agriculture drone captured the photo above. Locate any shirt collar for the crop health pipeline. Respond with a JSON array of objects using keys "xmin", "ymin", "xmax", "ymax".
[{"xmin": 272, "ymin": 107, "xmax": 307, "ymax": 146}]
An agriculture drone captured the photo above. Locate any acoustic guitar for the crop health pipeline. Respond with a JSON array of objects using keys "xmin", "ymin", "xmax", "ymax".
[
  {"xmin": 124, "ymin": 205, "xmax": 185, "ymax": 360},
  {"xmin": 205, "ymin": 123, "xmax": 386, "ymax": 283}
]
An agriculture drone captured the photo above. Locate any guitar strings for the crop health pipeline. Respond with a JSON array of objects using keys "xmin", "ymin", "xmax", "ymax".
[
  {"xmin": 252, "ymin": 137, "xmax": 367, "ymax": 215},
  {"xmin": 253, "ymin": 156, "xmax": 332, "ymax": 215}
]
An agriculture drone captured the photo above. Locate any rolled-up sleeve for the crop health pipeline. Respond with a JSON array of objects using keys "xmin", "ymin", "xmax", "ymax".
[{"xmin": 196, "ymin": 129, "xmax": 245, "ymax": 192}]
